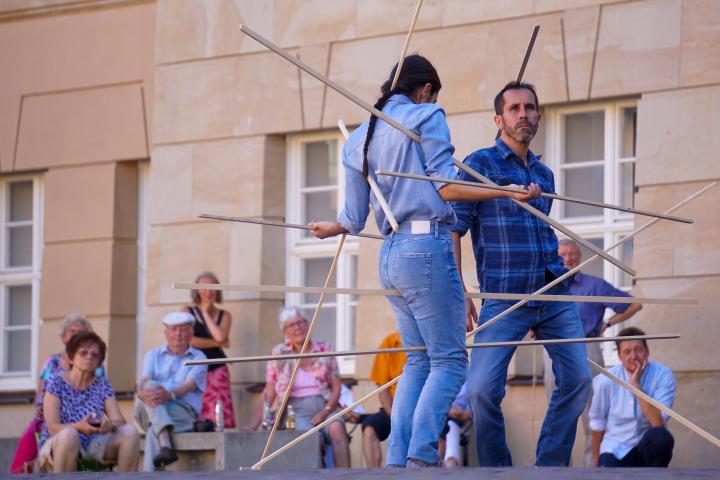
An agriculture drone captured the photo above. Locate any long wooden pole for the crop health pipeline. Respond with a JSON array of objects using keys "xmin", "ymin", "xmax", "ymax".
[
  {"xmin": 259, "ymin": 235, "xmax": 346, "ymax": 461},
  {"xmin": 173, "ymin": 282, "xmax": 696, "ymax": 306},
  {"xmin": 589, "ymin": 360, "xmax": 720, "ymax": 449},
  {"xmin": 251, "ymin": 182, "xmax": 714, "ymax": 469},
  {"xmin": 185, "ymin": 334, "xmax": 678, "ymax": 366}
]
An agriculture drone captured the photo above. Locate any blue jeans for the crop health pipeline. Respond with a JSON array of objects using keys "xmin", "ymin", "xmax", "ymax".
[
  {"xmin": 379, "ymin": 223, "xmax": 467, "ymax": 466},
  {"xmin": 467, "ymin": 295, "xmax": 591, "ymax": 466}
]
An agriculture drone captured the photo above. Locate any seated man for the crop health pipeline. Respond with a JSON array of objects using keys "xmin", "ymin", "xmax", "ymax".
[
  {"xmin": 134, "ymin": 312, "xmax": 207, "ymax": 471},
  {"xmin": 362, "ymin": 331, "xmax": 405, "ymax": 468},
  {"xmin": 441, "ymin": 382, "xmax": 471, "ymax": 468},
  {"xmin": 589, "ymin": 327, "xmax": 676, "ymax": 467}
]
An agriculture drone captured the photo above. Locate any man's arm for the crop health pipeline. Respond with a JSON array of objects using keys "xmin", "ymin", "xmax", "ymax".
[
  {"xmin": 605, "ymin": 303, "xmax": 642, "ymax": 331},
  {"xmin": 452, "ymin": 232, "xmax": 477, "ymax": 331},
  {"xmin": 377, "ymin": 388, "xmax": 393, "ymax": 415},
  {"xmin": 591, "ymin": 430, "xmax": 605, "ymax": 466}
]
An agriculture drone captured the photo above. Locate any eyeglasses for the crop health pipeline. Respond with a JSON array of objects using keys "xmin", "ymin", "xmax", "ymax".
[
  {"xmin": 283, "ymin": 320, "xmax": 308, "ymax": 330},
  {"xmin": 77, "ymin": 349, "xmax": 101, "ymax": 360}
]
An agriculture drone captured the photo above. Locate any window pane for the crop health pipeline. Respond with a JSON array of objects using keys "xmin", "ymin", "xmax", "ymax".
[
  {"xmin": 304, "ymin": 141, "xmax": 338, "ymax": 187},
  {"xmin": 9, "ymin": 181, "xmax": 33, "ymax": 222},
  {"xmin": 619, "ymin": 162, "xmax": 635, "ymax": 208},
  {"xmin": 303, "ymin": 257, "xmax": 336, "ymax": 303},
  {"xmin": 570, "ymin": 237, "xmax": 605, "ymax": 278},
  {"xmin": 563, "ymin": 167, "xmax": 604, "ymax": 217},
  {"xmin": 8, "ymin": 225, "xmax": 33, "ymax": 267},
  {"xmin": 618, "ymin": 238, "xmax": 634, "ymax": 288},
  {"xmin": 5, "ymin": 330, "xmax": 31, "ymax": 372},
  {"xmin": 348, "ymin": 255, "xmax": 358, "ymax": 302},
  {"xmin": 7, "ymin": 285, "xmax": 31, "ymax": 326},
  {"xmin": 303, "ymin": 191, "xmax": 338, "ymax": 237},
  {"xmin": 564, "ymin": 111, "xmax": 604, "ymax": 163},
  {"xmin": 347, "ymin": 305, "xmax": 356, "ymax": 350},
  {"xmin": 308, "ymin": 306, "xmax": 337, "ymax": 347},
  {"xmin": 620, "ymin": 107, "xmax": 637, "ymax": 158}
]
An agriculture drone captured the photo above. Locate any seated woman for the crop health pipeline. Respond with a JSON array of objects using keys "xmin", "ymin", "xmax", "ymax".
[
  {"xmin": 38, "ymin": 332, "xmax": 139, "ymax": 472},
  {"xmin": 11, "ymin": 313, "xmax": 101, "ymax": 473},
  {"xmin": 264, "ymin": 307, "xmax": 350, "ymax": 468}
]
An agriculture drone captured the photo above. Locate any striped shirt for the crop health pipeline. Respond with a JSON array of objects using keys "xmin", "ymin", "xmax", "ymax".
[{"xmin": 450, "ymin": 139, "xmax": 568, "ymax": 303}]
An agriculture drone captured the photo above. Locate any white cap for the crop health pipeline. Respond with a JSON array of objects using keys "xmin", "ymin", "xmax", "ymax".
[{"xmin": 162, "ymin": 311, "xmax": 195, "ymax": 326}]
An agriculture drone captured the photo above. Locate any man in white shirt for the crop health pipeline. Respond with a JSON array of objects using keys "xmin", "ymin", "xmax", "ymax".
[{"xmin": 589, "ymin": 327, "xmax": 675, "ymax": 467}]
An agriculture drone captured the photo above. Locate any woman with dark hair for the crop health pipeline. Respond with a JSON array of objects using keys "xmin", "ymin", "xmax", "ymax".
[
  {"xmin": 182, "ymin": 271, "xmax": 235, "ymax": 429},
  {"xmin": 310, "ymin": 55, "xmax": 539, "ymax": 466},
  {"xmin": 38, "ymin": 332, "xmax": 139, "ymax": 472}
]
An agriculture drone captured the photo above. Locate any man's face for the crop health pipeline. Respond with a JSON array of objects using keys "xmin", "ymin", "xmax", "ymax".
[
  {"xmin": 558, "ymin": 243, "xmax": 582, "ymax": 269},
  {"xmin": 495, "ymin": 88, "xmax": 540, "ymax": 145},
  {"xmin": 164, "ymin": 323, "xmax": 193, "ymax": 352},
  {"xmin": 618, "ymin": 340, "xmax": 649, "ymax": 374}
]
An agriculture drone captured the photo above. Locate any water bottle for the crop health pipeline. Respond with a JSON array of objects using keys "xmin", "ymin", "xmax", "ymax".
[
  {"xmin": 261, "ymin": 401, "xmax": 271, "ymax": 430},
  {"xmin": 285, "ymin": 405, "xmax": 296, "ymax": 430},
  {"xmin": 214, "ymin": 399, "xmax": 224, "ymax": 432}
]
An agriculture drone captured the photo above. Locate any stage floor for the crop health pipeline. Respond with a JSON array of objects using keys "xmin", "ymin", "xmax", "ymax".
[{"xmin": 8, "ymin": 468, "xmax": 720, "ymax": 479}]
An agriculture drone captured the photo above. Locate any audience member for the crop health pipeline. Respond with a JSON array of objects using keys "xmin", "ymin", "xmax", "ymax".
[
  {"xmin": 38, "ymin": 332, "xmax": 139, "ymax": 472},
  {"xmin": 589, "ymin": 327, "xmax": 676, "ymax": 467},
  {"xmin": 183, "ymin": 271, "xmax": 235, "ymax": 429},
  {"xmin": 441, "ymin": 382, "xmax": 471, "ymax": 468},
  {"xmin": 134, "ymin": 312, "xmax": 207, "ymax": 471}
]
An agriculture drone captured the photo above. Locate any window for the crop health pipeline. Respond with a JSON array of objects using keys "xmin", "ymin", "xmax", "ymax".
[
  {"xmin": 286, "ymin": 132, "xmax": 358, "ymax": 375},
  {"xmin": 545, "ymin": 101, "xmax": 637, "ymax": 364},
  {"xmin": 0, "ymin": 176, "xmax": 42, "ymax": 390}
]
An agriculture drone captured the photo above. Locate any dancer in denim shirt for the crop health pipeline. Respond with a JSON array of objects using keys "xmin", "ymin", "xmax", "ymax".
[
  {"xmin": 451, "ymin": 81, "xmax": 591, "ymax": 467},
  {"xmin": 310, "ymin": 55, "xmax": 538, "ymax": 467}
]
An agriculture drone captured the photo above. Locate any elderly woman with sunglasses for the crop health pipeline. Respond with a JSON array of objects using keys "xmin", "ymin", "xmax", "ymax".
[{"xmin": 38, "ymin": 332, "xmax": 139, "ymax": 472}]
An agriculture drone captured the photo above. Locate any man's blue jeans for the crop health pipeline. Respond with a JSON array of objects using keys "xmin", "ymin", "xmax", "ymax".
[
  {"xmin": 379, "ymin": 224, "xmax": 467, "ymax": 466},
  {"xmin": 467, "ymin": 296, "xmax": 591, "ymax": 466}
]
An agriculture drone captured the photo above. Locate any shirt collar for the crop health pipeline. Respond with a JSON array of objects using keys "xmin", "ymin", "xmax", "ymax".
[
  {"xmin": 388, "ymin": 93, "xmax": 412, "ymax": 104},
  {"xmin": 495, "ymin": 138, "xmax": 542, "ymax": 166},
  {"xmin": 282, "ymin": 338, "xmax": 320, "ymax": 353},
  {"xmin": 161, "ymin": 344, "xmax": 193, "ymax": 357}
]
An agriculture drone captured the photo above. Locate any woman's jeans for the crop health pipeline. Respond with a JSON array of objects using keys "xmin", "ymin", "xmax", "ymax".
[
  {"xmin": 467, "ymin": 296, "xmax": 591, "ymax": 466},
  {"xmin": 379, "ymin": 222, "xmax": 467, "ymax": 466}
]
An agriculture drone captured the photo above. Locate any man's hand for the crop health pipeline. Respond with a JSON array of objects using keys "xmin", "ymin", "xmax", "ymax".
[
  {"xmin": 310, "ymin": 408, "xmax": 330, "ymax": 426},
  {"xmin": 138, "ymin": 385, "xmax": 167, "ymax": 407},
  {"xmin": 630, "ymin": 358, "xmax": 648, "ymax": 388},
  {"xmin": 508, "ymin": 183, "xmax": 541, "ymax": 202},
  {"xmin": 307, "ymin": 221, "xmax": 346, "ymax": 239},
  {"xmin": 465, "ymin": 298, "xmax": 478, "ymax": 332}
]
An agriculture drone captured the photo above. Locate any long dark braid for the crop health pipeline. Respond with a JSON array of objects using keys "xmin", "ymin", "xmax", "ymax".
[{"xmin": 362, "ymin": 54, "xmax": 442, "ymax": 180}]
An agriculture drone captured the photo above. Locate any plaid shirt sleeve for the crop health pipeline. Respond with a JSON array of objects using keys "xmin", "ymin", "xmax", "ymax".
[{"xmin": 449, "ymin": 153, "xmax": 485, "ymax": 235}]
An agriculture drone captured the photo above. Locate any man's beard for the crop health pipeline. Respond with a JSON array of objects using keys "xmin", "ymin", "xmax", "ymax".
[{"xmin": 502, "ymin": 117, "xmax": 537, "ymax": 144}]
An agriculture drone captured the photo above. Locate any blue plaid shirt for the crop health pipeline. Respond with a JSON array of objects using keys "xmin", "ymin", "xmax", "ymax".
[{"xmin": 450, "ymin": 139, "xmax": 568, "ymax": 303}]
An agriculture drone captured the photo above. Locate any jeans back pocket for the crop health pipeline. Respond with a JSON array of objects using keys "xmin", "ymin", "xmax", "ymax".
[{"xmin": 391, "ymin": 252, "xmax": 432, "ymax": 302}]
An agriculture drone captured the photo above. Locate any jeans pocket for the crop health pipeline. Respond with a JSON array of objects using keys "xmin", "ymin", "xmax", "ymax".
[{"xmin": 392, "ymin": 252, "xmax": 432, "ymax": 302}]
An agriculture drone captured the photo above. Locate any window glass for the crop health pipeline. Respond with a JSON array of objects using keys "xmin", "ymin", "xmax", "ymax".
[
  {"xmin": 5, "ymin": 330, "xmax": 31, "ymax": 372},
  {"xmin": 564, "ymin": 111, "xmax": 604, "ymax": 163},
  {"xmin": 303, "ymin": 257, "xmax": 336, "ymax": 303},
  {"xmin": 620, "ymin": 107, "xmax": 637, "ymax": 158},
  {"xmin": 304, "ymin": 141, "xmax": 337, "ymax": 187},
  {"xmin": 8, "ymin": 285, "xmax": 31, "ymax": 326},
  {"xmin": 563, "ymin": 167, "xmax": 604, "ymax": 217},
  {"xmin": 619, "ymin": 162, "xmax": 635, "ymax": 208},
  {"xmin": 8, "ymin": 226, "xmax": 33, "ymax": 267},
  {"xmin": 9, "ymin": 181, "xmax": 33, "ymax": 222}
]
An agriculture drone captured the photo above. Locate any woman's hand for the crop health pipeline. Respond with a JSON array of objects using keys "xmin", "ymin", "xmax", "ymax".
[
  {"xmin": 307, "ymin": 221, "xmax": 347, "ymax": 239},
  {"xmin": 508, "ymin": 183, "xmax": 541, "ymax": 202},
  {"xmin": 310, "ymin": 408, "xmax": 331, "ymax": 426},
  {"xmin": 75, "ymin": 416, "xmax": 100, "ymax": 436}
]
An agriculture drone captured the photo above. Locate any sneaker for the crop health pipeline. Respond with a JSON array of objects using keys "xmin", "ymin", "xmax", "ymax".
[
  {"xmin": 153, "ymin": 447, "xmax": 178, "ymax": 468},
  {"xmin": 406, "ymin": 458, "xmax": 439, "ymax": 468}
]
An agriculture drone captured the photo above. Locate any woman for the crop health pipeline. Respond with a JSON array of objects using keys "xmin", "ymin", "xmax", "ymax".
[
  {"xmin": 38, "ymin": 331, "xmax": 139, "ymax": 472},
  {"xmin": 183, "ymin": 271, "xmax": 235, "ymax": 429},
  {"xmin": 264, "ymin": 307, "xmax": 350, "ymax": 468},
  {"xmin": 310, "ymin": 55, "xmax": 539, "ymax": 466},
  {"xmin": 10, "ymin": 313, "xmax": 101, "ymax": 473}
]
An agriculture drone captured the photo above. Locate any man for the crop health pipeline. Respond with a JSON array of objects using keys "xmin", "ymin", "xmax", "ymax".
[
  {"xmin": 135, "ymin": 312, "xmax": 207, "ymax": 471},
  {"xmin": 451, "ymin": 81, "xmax": 591, "ymax": 466},
  {"xmin": 545, "ymin": 238, "xmax": 643, "ymax": 465},
  {"xmin": 589, "ymin": 327, "xmax": 675, "ymax": 467},
  {"xmin": 361, "ymin": 331, "xmax": 406, "ymax": 467}
]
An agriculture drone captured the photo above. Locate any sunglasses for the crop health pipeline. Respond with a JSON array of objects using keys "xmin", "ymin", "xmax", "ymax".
[{"xmin": 77, "ymin": 349, "xmax": 102, "ymax": 360}]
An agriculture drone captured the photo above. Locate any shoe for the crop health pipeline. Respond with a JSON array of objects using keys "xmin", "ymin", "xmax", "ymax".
[
  {"xmin": 406, "ymin": 458, "xmax": 439, "ymax": 468},
  {"xmin": 153, "ymin": 447, "xmax": 178, "ymax": 468}
]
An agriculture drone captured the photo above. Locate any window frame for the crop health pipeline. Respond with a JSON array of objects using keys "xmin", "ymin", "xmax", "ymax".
[
  {"xmin": 0, "ymin": 175, "xmax": 43, "ymax": 390},
  {"xmin": 545, "ymin": 100, "xmax": 638, "ymax": 364},
  {"xmin": 286, "ymin": 131, "xmax": 358, "ymax": 375}
]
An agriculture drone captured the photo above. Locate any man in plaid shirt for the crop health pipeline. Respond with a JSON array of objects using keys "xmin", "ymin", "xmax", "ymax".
[{"xmin": 451, "ymin": 81, "xmax": 591, "ymax": 467}]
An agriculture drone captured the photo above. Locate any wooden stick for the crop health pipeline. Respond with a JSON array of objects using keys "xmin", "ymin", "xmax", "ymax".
[
  {"xmin": 496, "ymin": 25, "xmax": 540, "ymax": 140},
  {"xmin": 380, "ymin": 167, "xmax": 694, "ymax": 225},
  {"xmin": 589, "ymin": 360, "xmax": 720, "ymax": 450},
  {"xmin": 338, "ymin": 119, "xmax": 399, "ymax": 232},
  {"xmin": 239, "ymin": 24, "xmax": 420, "ymax": 143},
  {"xmin": 198, "ymin": 213, "xmax": 383, "ymax": 240},
  {"xmin": 468, "ymin": 182, "xmax": 716, "ymax": 338},
  {"xmin": 451, "ymin": 162, "xmax": 636, "ymax": 275},
  {"xmin": 259, "ymin": 234, "xmax": 347, "ymax": 461},
  {"xmin": 253, "ymin": 183, "xmax": 711, "ymax": 467},
  {"xmin": 172, "ymin": 282, "xmax": 697, "ymax": 306},
  {"xmin": 390, "ymin": 0, "xmax": 424, "ymax": 90},
  {"xmin": 186, "ymin": 334, "xmax": 679, "ymax": 366}
]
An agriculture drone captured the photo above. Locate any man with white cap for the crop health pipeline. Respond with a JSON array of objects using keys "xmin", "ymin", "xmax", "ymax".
[{"xmin": 134, "ymin": 311, "xmax": 207, "ymax": 471}]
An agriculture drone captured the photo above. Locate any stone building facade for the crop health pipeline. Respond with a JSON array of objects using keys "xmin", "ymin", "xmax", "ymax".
[{"xmin": 0, "ymin": 0, "xmax": 718, "ymax": 468}]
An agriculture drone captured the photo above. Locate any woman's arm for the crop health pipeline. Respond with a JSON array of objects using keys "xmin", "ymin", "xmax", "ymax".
[
  {"xmin": 202, "ymin": 310, "xmax": 232, "ymax": 345},
  {"xmin": 44, "ymin": 391, "xmax": 97, "ymax": 436},
  {"xmin": 102, "ymin": 396, "xmax": 127, "ymax": 433},
  {"xmin": 310, "ymin": 375, "xmax": 341, "ymax": 426}
]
